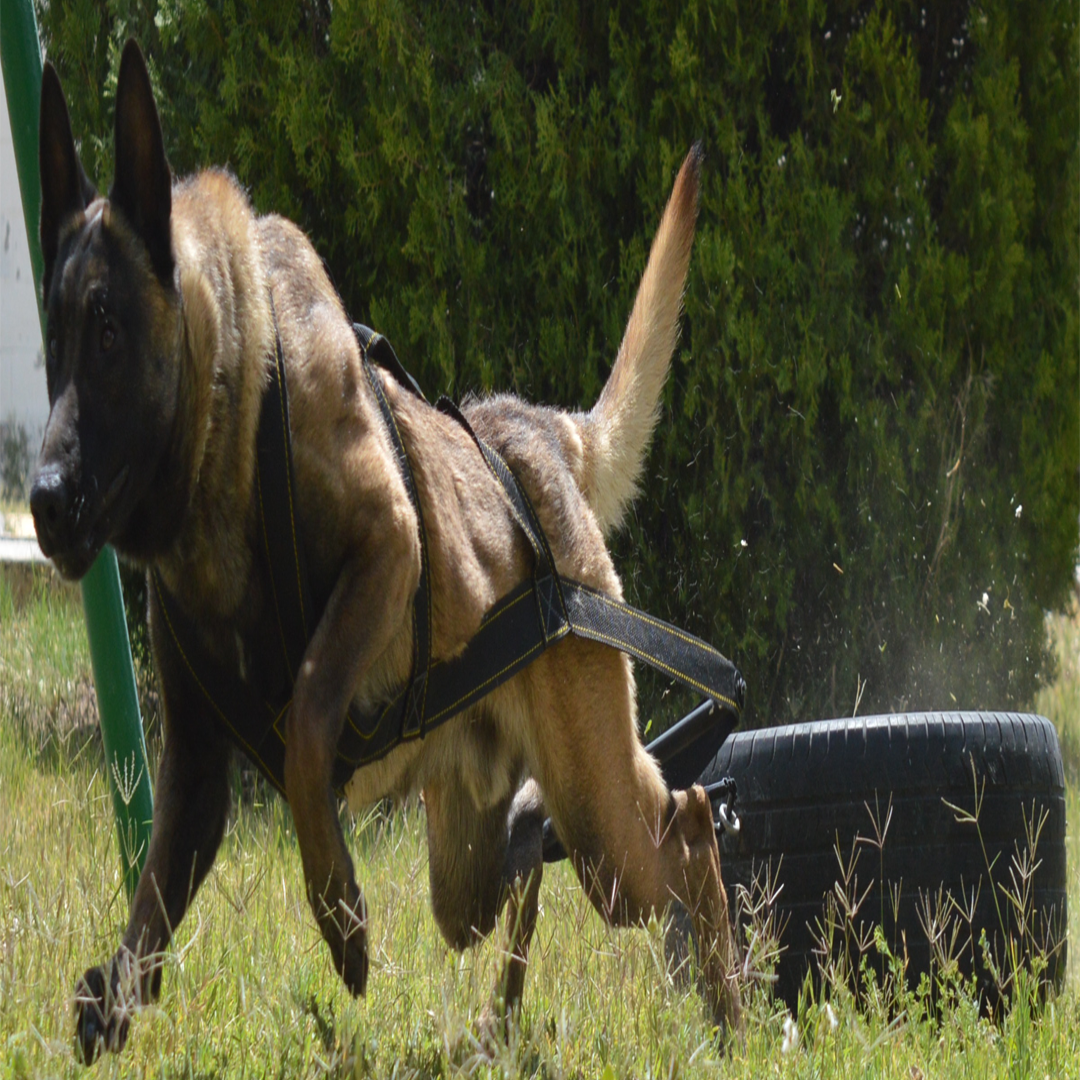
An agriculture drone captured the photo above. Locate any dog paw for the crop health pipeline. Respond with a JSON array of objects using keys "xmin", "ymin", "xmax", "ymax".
[
  {"xmin": 476, "ymin": 1003, "xmax": 509, "ymax": 1049},
  {"xmin": 337, "ymin": 926, "xmax": 369, "ymax": 996},
  {"xmin": 73, "ymin": 965, "xmax": 130, "ymax": 1064},
  {"xmin": 320, "ymin": 888, "xmax": 368, "ymax": 996}
]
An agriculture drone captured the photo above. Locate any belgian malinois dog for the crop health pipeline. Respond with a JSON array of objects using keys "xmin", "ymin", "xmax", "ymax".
[{"xmin": 33, "ymin": 40, "xmax": 741, "ymax": 1063}]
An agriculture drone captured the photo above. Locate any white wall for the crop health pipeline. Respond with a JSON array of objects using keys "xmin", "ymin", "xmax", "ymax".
[{"xmin": 1, "ymin": 70, "xmax": 49, "ymax": 444}]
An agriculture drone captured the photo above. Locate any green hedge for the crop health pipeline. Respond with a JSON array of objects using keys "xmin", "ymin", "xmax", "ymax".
[{"xmin": 39, "ymin": 0, "xmax": 1078, "ymax": 727}]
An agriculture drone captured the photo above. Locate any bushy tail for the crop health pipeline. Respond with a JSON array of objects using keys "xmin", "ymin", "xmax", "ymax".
[{"xmin": 580, "ymin": 145, "xmax": 701, "ymax": 535}]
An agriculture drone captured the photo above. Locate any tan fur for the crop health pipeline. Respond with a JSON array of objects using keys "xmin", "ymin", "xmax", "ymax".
[
  {"xmin": 45, "ymin": 51, "xmax": 739, "ymax": 1057},
  {"xmin": 579, "ymin": 147, "xmax": 701, "ymax": 534}
]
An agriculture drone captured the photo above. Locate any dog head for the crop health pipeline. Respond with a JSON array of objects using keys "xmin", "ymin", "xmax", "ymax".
[{"xmin": 31, "ymin": 40, "xmax": 182, "ymax": 579}]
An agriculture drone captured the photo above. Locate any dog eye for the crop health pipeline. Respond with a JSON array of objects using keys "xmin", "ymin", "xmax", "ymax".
[{"xmin": 100, "ymin": 322, "xmax": 116, "ymax": 352}]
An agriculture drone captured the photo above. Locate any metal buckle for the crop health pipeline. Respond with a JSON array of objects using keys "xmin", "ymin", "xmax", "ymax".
[{"xmin": 716, "ymin": 798, "xmax": 741, "ymax": 836}]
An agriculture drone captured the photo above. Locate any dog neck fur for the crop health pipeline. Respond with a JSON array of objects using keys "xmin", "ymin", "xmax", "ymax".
[{"xmin": 155, "ymin": 170, "xmax": 273, "ymax": 617}]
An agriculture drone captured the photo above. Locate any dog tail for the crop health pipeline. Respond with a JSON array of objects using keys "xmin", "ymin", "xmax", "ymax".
[{"xmin": 580, "ymin": 145, "xmax": 701, "ymax": 536}]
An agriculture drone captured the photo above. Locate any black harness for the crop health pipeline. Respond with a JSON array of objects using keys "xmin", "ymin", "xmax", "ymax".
[{"xmin": 152, "ymin": 323, "xmax": 745, "ymax": 802}]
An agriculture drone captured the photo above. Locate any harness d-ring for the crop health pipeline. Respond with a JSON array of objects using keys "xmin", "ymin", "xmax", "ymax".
[{"xmin": 717, "ymin": 799, "xmax": 741, "ymax": 837}]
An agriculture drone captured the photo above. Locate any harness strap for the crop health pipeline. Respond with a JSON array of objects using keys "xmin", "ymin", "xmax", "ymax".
[
  {"xmin": 257, "ymin": 294, "xmax": 312, "ymax": 678},
  {"xmin": 436, "ymin": 397, "xmax": 569, "ymax": 643},
  {"xmin": 359, "ymin": 355, "xmax": 433, "ymax": 743},
  {"xmin": 432, "ymin": 398, "xmax": 742, "ymax": 714},
  {"xmin": 354, "ymin": 324, "xmax": 428, "ymax": 404},
  {"xmin": 151, "ymin": 570, "xmax": 288, "ymax": 797}
]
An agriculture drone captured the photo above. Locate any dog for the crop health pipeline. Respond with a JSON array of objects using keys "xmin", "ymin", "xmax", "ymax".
[{"xmin": 33, "ymin": 39, "xmax": 741, "ymax": 1062}]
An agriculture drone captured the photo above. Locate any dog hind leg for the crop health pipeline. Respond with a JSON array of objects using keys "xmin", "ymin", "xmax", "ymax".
[
  {"xmin": 424, "ymin": 774, "xmax": 544, "ymax": 1036},
  {"xmin": 526, "ymin": 641, "xmax": 742, "ymax": 1034},
  {"xmin": 425, "ymin": 779, "xmax": 513, "ymax": 950}
]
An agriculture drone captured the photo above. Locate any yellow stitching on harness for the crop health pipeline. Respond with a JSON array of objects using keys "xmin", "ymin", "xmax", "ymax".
[
  {"xmin": 570, "ymin": 622, "xmax": 738, "ymax": 708},
  {"xmin": 364, "ymin": 360, "xmax": 435, "ymax": 732},
  {"xmin": 603, "ymin": 632, "xmax": 740, "ymax": 712},
  {"xmin": 345, "ymin": 700, "xmax": 389, "ymax": 741},
  {"xmin": 480, "ymin": 585, "xmax": 532, "ymax": 624},
  {"xmin": 367, "ymin": 365, "xmax": 421, "ymax": 689},
  {"xmin": 582, "ymin": 587, "xmax": 718, "ymax": 654},
  {"xmin": 341, "ymin": 580, "xmax": 536, "ymax": 746},
  {"xmin": 153, "ymin": 574, "xmax": 284, "ymax": 791},
  {"xmin": 274, "ymin": 346, "xmax": 309, "ymax": 642},
  {"xmin": 510, "ymin": 463, "xmax": 564, "ymax": 573},
  {"xmin": 271, "ymin": 699, "xmax": 291, "ymax": 739},
  {"xmin": 257, "ymin": 464, "xmax": 294, "ymax": 677},
  {"xmin": 424, "ymin": 634, "xmax": 554, "ymax": 726},
  {"xmin": 477, "ymin": 441, "xmax": 571, "ymax": 634},
  {"xmin": 564, "ymin": 582, "xmax": 740, "ymax": 709},
  {"xmin": 420, "ymin": 540, "xmax": 432, "ymax": 724},
  {"xmin": 470, "ymin": 440, "xmax": 572, "ymax": 642},
  {"xmin": 474, "ymin": 443, "xmax": 542, "ymax": 561}
]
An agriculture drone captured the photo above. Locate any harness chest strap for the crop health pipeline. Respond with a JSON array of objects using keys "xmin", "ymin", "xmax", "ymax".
[{"xmin": 153, "ymin": 323, "xmax": 745, "ymax": 796}]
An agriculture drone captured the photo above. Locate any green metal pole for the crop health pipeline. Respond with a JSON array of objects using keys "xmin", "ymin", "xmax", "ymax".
[
  {"xmin": 2, "ymin": 0, "xmax": 153, "ymax": 901},
  {"xmin": 1, "ymin": 0, "xmax": 44, "ymax": 322},
  {"xmin": 80, "ymin": 548, "xmax": 154, "ymax": 900}
]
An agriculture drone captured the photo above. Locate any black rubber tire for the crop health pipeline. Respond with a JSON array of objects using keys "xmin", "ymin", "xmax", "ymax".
[{"xmin": 698, "ymin": 712, "xmax": 1068, "ymax": 1008}]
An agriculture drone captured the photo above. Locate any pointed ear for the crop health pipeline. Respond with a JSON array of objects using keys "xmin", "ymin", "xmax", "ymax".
[
  {"xmin": 39, "ymin": 62, "xmax": 96, "ymax": 295},
  {"xmin": 110, "ymin": 39, "xmax": 173, "ymax": 283}
]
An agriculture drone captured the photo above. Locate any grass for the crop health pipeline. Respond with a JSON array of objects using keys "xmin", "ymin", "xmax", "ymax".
[{"xmin": 2, "ymin": 563, "xmax": 1079, "ymax": 1078}]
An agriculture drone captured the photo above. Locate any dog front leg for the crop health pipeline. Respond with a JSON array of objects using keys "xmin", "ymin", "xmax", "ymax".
[
  {"xmin": 74, "ymin": 688, "xmax": 231, "ymax": 1064},
  {"xmin": 285, "ymin": 539, "xmax": 416, "ymax": 996}
]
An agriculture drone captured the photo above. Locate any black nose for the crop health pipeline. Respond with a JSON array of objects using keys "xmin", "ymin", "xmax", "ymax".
[{"xmin": 30, "ymin": 465, "xmax": 73, "ymax": 553}]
